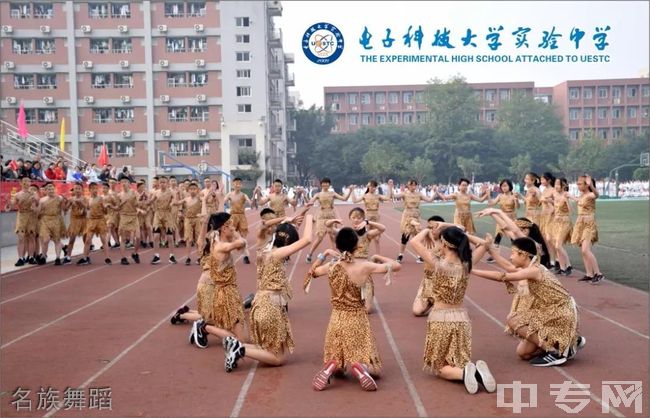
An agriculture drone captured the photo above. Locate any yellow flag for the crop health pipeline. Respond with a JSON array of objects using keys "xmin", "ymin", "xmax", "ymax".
[{"xmin": 59, "ymin": 117, "xmax": 65, "ymax": 151}]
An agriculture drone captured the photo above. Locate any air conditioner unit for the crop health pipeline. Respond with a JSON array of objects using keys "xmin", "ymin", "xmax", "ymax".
[
  {"xmin": 614, "ymin": 98, "xmax": 621, "ymax": 104},
  {"xmin": 406, "ymin": 105, "xmax": 413, "ymax": 110},
  {"xmin": 83, "ymin": 96, "xmax": 95, "ymax": 104},
  {"xmin": 43, "ymin": 96, "xmax": 54, "ymax": 104},
  {"xmin": 42, "ymin": 61, "xmax": 53, "ymax": 69},
  {"xmin": 351, "ymin": 106, "xmax": 358, "ymax": 111},
  {"xmin": 120, "ymin": 95, "xmax": 131, "ymax": 103},
  {"xmin": 194, "ymin": 24, "xmax": 204, "ymax": 32},
  {"xmin": 161, "ymin": 129, "xmax": 171, "ymax": 137},
  {"xmin": 44, "ymin": 131, "xmax": 55, "ymax": 139},
  {"xmin": 4, "ymin": 61, "xmax": 15, "ymax": 70},
  {"xmin": 158, "ymin": 24, "xmax": 168, "ymax": 33},
  {"xmin": 5, "ymin": 97, "xmax": 17, "ymax": 105},
  {"xmin": 40, "ymin": 25, "xmax": 51, "ymax": 34},
  {"xmin": 121, "ymin": 130, "xmax": 132, "ymax": 138},
  {"xmin": 2, "ymin": 25, "xmax": 13, "ymax": 34},
  {"xmin": 378, "ymin": 105, "xmax": 385, "ymax": 111},
  {"xmin": 195, "ymin": 59, "xmax": 205, "ymax": 67},
  {"xmin": 119, "ymin": 60, "xmax": 130, "ymax": 68},
  {"xmin": 118, "ymin": 25, "xmax": 129, "ymax": 33},
  {"xmin": 196, "ymin": 94, "xmax": 207, "ymax": 102},
  {"xmin": 82, "ymin": 60, "xmax": 93, "ymax": 69},
  {"xmin": 81, "ymin": 25, "xmax": 92, "ymax": 33},
  {"xmin": 160, "ymin": 95, "xmax": 170, "ymax": 103},
  {"xmin": 159, "ymin": 59, "xmax": 169, "ymax": 68},
  {"xmin": 196, "ymin": 129, "xmax": 207, "ymax": 137},
  {"xmin": 85, "ymin": 130, "xmax": 95, "ymax": 138}
]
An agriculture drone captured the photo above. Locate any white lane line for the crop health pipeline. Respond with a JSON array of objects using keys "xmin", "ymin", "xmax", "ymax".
[
  {"xmin": 43, "ymin": 293, "xmax": 197, "ymax": 418},
  {"xmin": 464, "ymin": 296, "xmax": 625, "ymax": 418},
  {"xmin": 374, "ymin": 297, "xmax": 428, "ymax": 417},
  {"xmin": 229, "ymin": 248, "xmax": 304, "ymax": 418},
  {"xmin": 2, "ymin": 264, "xmax": 173, "ymax": 350}
]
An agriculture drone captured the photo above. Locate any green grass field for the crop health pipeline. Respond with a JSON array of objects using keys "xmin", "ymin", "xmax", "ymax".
[{"xmin": 398, "ymin": 200, "xmax": 649, "ymax": 291}]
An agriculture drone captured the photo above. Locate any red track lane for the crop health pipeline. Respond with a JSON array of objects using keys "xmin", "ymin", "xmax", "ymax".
[{"xmin": 1, "ymin": 206, "xmax": 647, "ymax": 417}]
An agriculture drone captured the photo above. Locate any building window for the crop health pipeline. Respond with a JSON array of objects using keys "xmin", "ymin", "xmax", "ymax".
[
  {"xmin": 486, "ymin": 111, "xmax": 497, "ymax": 122},
  {"xmin": 643, "ymin": 107, "xmax": 649, "ymax": 119},
  {"xmin": 416, "ymin": 112, "xmax": 426, "ymax": 124},
  {"xmin": 360, "ymin": 93, "xmax": 371, "ymax": 104},
  {"xmin": 415, "ymin": 91, "xmax": 425, "ymax": 103},
  {"xmin": 189, "ymin": 72, "xmax": 207, "ymax": 87},
  {"xmin": 403, "ymin": 113, "xmax": 413, "ymax": 124},
  {"xmin": 89, "ymin": 3, "xmax": 109, "ymax": 19},
  {"xmin": 164, "ymin": 2, "xmax": 185, "ymax": 17},
  {"xmin": 583, "ymin": 87, "xmax": 593, "ymax": 99},
  {"xmin": 112, "ymin": 38, "xmax": 132, "ymax": 53},
  {"xmin": 569, "ymin": 109, "xmax": 579, "ymax": 120},
  {"xmin": 388, "ymin": 113, "xmax": 399, "ymax": 124},
  {"xmin": 90, "ymin": 38, "xmax": 110, "ymax": 54},
  {"xmin": 349, "ymin": 114, "xmax": 358, "ymax": 125},
  {"xmin": 236, "ymin": 34, "xmax": 250, "ymax": 44},
  {"xmin": 10, "ymin": 3, "xmax": 30, "ymax": 18},
  {"xmin": 115, "ymin": 142, "xmax": 135, "ymax": 157},
  {"xmin": 627, "ymin": 128, "xmax": 638, "ymax": 137},
  {"xmin": 612, "ymin": 128, "xmax": 622, "ymax": 139},
  {"xmin": 12, "ymin": 39, "xmax": 33, "ymax": 54},
  {"xmin": 235, "ymin": 17, "xmax": 250, "ymax": 27},
  {"xmin": 236, "ymin": 52, "xmax": 250, "ymax": 62},
  {"xmin": 374, "ymin": 93, "xmax": 385, "ymax": 105},
  {"xmin": 612, "ymin": 107, "xmax": 621, "ymax": 119},
  {"xmin": 190, "ymin": 140, "xmax": 209, "ymax": 156},
  {"xmin": 569, "ymin": 88, "xmax": 580, "ymax": 99},
  {"xmin": 91, "ymin": 73, "xmax": 111, "ymax": 88},
  {"xmin": 94, "ymin": 143, "xmax": 114, "ymax": 158},
  {"xmin": 14, "ymin": 74, "xmax": 35, "ymax": 89},
  {"xmin": 628, "ymin": 107, "xmax": 637, "ymax": 118},
  {"xmin": 598, "ymin": 108, "xmax": 607, "ymax": 120},
  {"xmin": 598, "ymin": 128, "xmax": 608, "ymax": 140},
  {"xmin": 187, "ymin": 2, "xmax": 207, "ymax": 17},
  {"xmin": 168, "ymin": 107, "xmax": 188, "ymax": 122},
  {"xmin": 37, "ymin": 109, "xmax": 57, "ymax": 124},
  {"xmin": 21, "ymin": 109, "xmax": 36, "ymax": 124},
  {"xmin": 169, "ymin": 141, "xmax": 188, "ymax": 156},
  {"xmin": 114, "ymin": 108, "xmax": 134, "ymax": 123},
  {"xmin": 167, "ymin": 72, "xmax": 185, "ymax": 87},
  {"xmin": 236, "ymin": 69, "xmax": 251, "ymax": 79},
  {"xmin": 627, "ymin": 86, "xmax": 637, "ymax": 98},
  {"xmin": 330, "ymin": 103, "xmax": 340, "ymax": 111},
  {"xmin": 189, "ymin": 106, "xmax": 209, "ymax": 122},
  {"xmin": 236, "ymin": 86, "xmax": 251, "ymax": 97},
  {"xmin": 111, "ymin": 3, "xmax": 130, "ymax": 18},
  {"xmin": 484, "ymin": 90, "xmax": 495, "ymax": 102},
  {"xmin": 583, "ymin": 108, "xmax": 593, "ymax": 120},
  {"xmin": 114, "ymin": 73, "xmax": 133, "ymax": 88},
  {"xmin": 388, "ymin": 92, "xmax": 399, "ymax": 104},
  {"xmin": 612, "ymin": 87, "xmax": 621, "ymax": 98},
  {"xmin": 238, "ymin": 138, "xmax": 253, "ymax": 147},
  {"xmin": 93, "ymin": 108, "xmax": 112, "ymax": 123},
  {"xmin": 569, "ymin": 130, "xmax": 579, "ymax": 141},
  {"xmin": 598, "ymin": 87, "xmax": 608, "ymax": 98},
  {"xmin": 188, "ymin": 37, "xmax": 207, "ymax": 52},
  {"xmin": 33, "ymin": 3, "xmax": 54, "ymax": 18},
  {"xmin": 376, "ymin": 114, "xmax": 386, "ymax": 124},
  {"xmin": 499, "ymin": 89, "xmax": 510, "ymax": 101},
  {"xmin": 35, "ymin": 39, "xmax": 55, "ymax": 54},
  {"xmin": 348, "ymin": 94, "xmax": 357, "ymax": 105},
  {"xmin": 361, "ymin": 114, "xmax": 371, "ymax": 125},
  {"xmin": 166, "ymin": 37, "xmax": 186, "ymax": 52},
  {"xmin": 237, "ymin": 104, "xmax": 252, "ymax": 113},
  {"xmin": 37, "ymin": 74, "xmax": 56, "ymax": 89},
  {"xmin": 643, "ymin": 85, "xmax": 650, "ymax": 97}
]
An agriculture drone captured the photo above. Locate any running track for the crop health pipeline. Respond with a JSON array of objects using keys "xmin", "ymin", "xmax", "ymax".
[{"xmin": 1, "ymin": 205, "xmax": 647, "ymax": 417}]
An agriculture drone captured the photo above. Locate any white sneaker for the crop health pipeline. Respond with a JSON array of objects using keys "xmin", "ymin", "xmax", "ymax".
[
  {"xmin": 463, "ymin": 362, "xmax": 478, "ymax": 394},
  {"xmin": 475, "ymin": 360, "xmax": 496, "ymax": 393}
]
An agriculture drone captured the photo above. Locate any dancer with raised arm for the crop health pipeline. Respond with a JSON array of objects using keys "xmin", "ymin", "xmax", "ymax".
[
  {"xmin": 436, "ymin": 178, "xmax": 489, "ymax": 234},
  {"xmin": 391, "ymin": 179, "xmax": 436, "ymax": 264},
  {"xmin": 351, "ymin": 180, "xmax": 393, "ymax": 254}
]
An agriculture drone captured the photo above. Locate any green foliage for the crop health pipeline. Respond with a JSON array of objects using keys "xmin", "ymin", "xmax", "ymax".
[
  {"xmin": 290, "ymin": 106, "xmax": 335, "ymax": 184},
  {"xmin": 633, "ymin": 167, "xmax": 649, "ymax": 180},
  {"xmin": 360, "ymin": 142, "xmax": 407, "ymax": 182},
  {"xmin": 402, "ymin": 156, "xmax": 434, "ymax": 184},
  {"xmin": 509, "ymin": 153, "xmax": 532, "ymax": 181}
]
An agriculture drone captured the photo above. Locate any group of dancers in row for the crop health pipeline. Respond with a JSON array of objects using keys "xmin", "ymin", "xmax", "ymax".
[{"xmin": 168, "ymin": 172, "xmax": 595, "ymax": 394}]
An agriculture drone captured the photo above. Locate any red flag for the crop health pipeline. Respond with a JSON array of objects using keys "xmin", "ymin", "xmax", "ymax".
[
  {"xmin": 97, "ymin": 144, "xmax": 109, "ymax": 167},
  {"xmin": 17, "ymin": 103, "xmax": 29, "ymax": 139}
]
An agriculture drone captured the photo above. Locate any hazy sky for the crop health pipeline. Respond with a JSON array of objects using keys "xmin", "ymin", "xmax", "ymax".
[{"xmin": 276, "ymin": 1, "xmax": 650, "ymax": 108}]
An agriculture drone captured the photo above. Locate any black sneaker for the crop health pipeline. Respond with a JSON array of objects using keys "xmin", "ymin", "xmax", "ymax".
[
  {"xmin": 90, "ymin": 245, "xmax": 95, "ymax": 251},
  {"xmin": 111, "ymin": 242, "xmax": 121, "ymax": 249},
  {"xmin": 14, "ymin": 258, "xmax": 25, "ymax": 267},
  {"xmin": 306, "ymin": 254, "xmax": 312, "ymax": 263},
  {"xmin": 151, "ymin": 255, "xmax": 161, "ymax": 265},
  {"xmin": 224, "ymin": 336, "xmax": 245, "ymax": 373},
  {"xmin": 475, "ymin": 360, "xmax": 496, "ymax": 393},
  {"xmin": 591, "ymin": 273, "xmax": 604, "ymax": 285},
  {"xmin": 185, "ymin": 257, "xmax": 191, "ymax": 266},
  {"xmin": 486, "ymin": 256, "xmax": 495, "ymax": 264},
  {"xmin": 62, "ymin": 256, "xmax": 72, "ymax": 265},
  {"xmin": 132, "ymin": 253, "xmax": 140, "ymax": 264},
  {"xmin": 169, "ymin": 255, "xmax": 177, "ymax": 264},
  {"xmin": 149, "ymin": 241, "xmax": 154, "ymax": 249},
  {"xmin": 578, "ymin": 275, "xmax": 593, "ymax": 282},
  {"xmin": 416, "ymin": 256, "xmax": 424, "ymax": 264},
  {"xmin": 105, "ymin": 258, "xmax": 112, "ymax": 265},
  {"xmin": 567, "ymin": 336, "xmax": 587, "ymax": 360},
  {"xmin": 564, "ymin": 266, "xmax": 573, "ymax": 276},
  {"xmin": 243, "ymin": 256, "xmax": 250, "ymax": 265},
  {"xmin": 171, "ymin": 305, "xmax": 190, "ymax": 325},
  {"xmin": 77, "ymin": 257, "xmax": 90, "ymax": 266},
  {"xmin": 37, "ymin": 254, "xmax": 46, "ymax": 265},
  {"xmin": 553, "ymin": 261, "xmax": 561, "ymax": 273},
  {"xmin": 54, "ymin": 258, "xmax": 62, "ymax": 266},
  {"xmin": 28, "ymin": 257, "xmax": 37, "ymax": 265},
  {"xmin": 121, "ymin": 257, "xmax": 130, "ymax": 265},
  {"xmin": 188, "ymin": 320, "xmax": 197, "ymax": 345},
  {"xmin": 463, "ymin": 362, "xmax": 478, "ymax": 394},
  {"xmin": 62, "ymin": 244, "xmax": 69, "ymax": 256},
  {"xmin": 529, "ymin": 352, "xmax": 567, "ymax": 367},
  {"xmin": 140, "ymin": 241, "xmax": 146, "ymax": 248},
  {"xmin": 194, "ymin": 319, "xmax": 208, "ymax": 348},
  {"xmin": 243, "ymin": 293, "xmax": 255, "ymax": 310},
  {"xmin": 397, "ymin": 254, "xmax": 404, "ymax": 263}
]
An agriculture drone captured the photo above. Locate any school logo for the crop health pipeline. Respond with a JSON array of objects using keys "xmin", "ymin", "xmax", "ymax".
[{"xmin": 302, "ymin": 22, "xmax": 344, "ymax": 65}]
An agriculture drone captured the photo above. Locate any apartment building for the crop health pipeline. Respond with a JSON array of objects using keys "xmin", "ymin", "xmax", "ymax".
[{"xmin": 0, "ymin": 0, "xmax": 294, "ymax": 185}]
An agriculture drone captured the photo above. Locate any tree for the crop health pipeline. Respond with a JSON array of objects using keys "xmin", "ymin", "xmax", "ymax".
[
  {"xmin": 290, "ymin": 106, "xmax": 335, "ymax": 184},
  {"xmin": 402, "ymin": 156, "xmax": 433, "ymax": 184},
  {"xmin": 633, "ymin": 167, "xmax": 649, "ymax": 180},
  {"xmin": 360, "ymin": 142, "xmax": 407, "ymax": 182},
  {"xmin": 456, "ymin": 155, "xmax": 483, "ymax": 179},
  {"xmin": 509, "ymin": 153, "xmax": 532, "ymax": 181}
]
